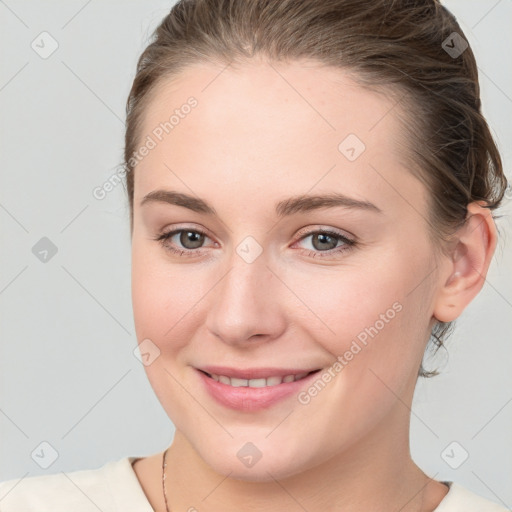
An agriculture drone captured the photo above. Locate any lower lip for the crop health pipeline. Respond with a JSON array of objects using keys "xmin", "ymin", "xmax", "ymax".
[{"xmin": 197, "ymin": 369, "xmax": 320, "ymax": 412}]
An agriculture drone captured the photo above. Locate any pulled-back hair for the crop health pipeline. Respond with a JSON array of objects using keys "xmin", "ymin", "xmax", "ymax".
[{"xmin": 123, "ymin": 0, "xmax": 507, "ymax": 377}]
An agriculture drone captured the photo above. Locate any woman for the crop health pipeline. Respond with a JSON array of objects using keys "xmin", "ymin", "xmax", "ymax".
[{"xmin": 0, "ymin": 0, "xmax": 509, "ymax": 510}]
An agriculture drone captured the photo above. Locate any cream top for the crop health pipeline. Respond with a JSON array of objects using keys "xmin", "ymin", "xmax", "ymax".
[{"xmin": 0, "ymin": 456, "xmax": 508, "ymax": 511}]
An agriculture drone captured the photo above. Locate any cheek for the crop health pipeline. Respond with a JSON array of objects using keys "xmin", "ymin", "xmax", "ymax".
[
  {"xmin": 286, "ymin": 258, "xmax": 433, "ymax": 447},
  {"xmin": 131, "ymin": 242, "xmax": 205, "ymax": 347},
  {"xmin": 281, "ymin": 260, "xmax": 410, "ymax": 344},
  {"xmin": 288, "ymin": 250, "xmax": 433, "ymax": 384},
  {"xmin": 130, "ymin": 243, "xmax": 205, "ymax": 424}
]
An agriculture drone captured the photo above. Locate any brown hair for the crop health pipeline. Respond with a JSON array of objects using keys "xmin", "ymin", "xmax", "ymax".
[{"xmin": 123, "ymin": 0, "xmax": 508, "ymax": 377}]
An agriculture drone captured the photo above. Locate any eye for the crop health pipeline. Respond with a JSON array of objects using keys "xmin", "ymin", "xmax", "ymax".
[
  {"xmin": 153, "ymin": 227, "xmax": 214, "ymax": 258},
  {"xmin": 294, "ymin": 228, "xmax": 356, "ymax": 258},
  {"xmin": 153, "ymin": 226, "xmax": 356, "ymax": 259}
]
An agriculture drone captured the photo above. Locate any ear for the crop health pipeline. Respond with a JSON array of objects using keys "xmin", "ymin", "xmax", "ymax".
[{"xmin": 433, "ymin": 201, "xmax": 497, "ymax": 323}]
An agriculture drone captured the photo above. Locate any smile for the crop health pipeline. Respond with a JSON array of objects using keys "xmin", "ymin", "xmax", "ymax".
[
  {"xmin": 196, "ymin": 367, "xmax": 322, "ymax": 411},
  {"xmin": 203, "ymin": 371, "xmax": 315, "ymax": 387}
]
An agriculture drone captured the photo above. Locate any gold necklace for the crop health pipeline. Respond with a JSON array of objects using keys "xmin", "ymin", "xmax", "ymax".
[{"xmin": 162, "ymin": 447, "xmax": 171, "ymax": 512}]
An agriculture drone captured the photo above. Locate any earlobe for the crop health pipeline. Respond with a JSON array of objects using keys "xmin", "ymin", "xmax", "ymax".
[{"xmin": 433, "ymin": 202, "xmax": 497, "ymax": 323}]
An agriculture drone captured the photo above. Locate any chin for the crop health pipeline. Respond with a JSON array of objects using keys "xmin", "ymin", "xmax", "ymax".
[{"xmin": 194, "ymin": 435, "xmax": 321, "ymax": 483}]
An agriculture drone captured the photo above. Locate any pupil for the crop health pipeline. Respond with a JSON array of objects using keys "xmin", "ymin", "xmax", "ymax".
[
  {"xmin": 314, "ymin": 233, "xmax": 336, "ymax": 251},
  {"xmin": 181, "ymin": 231, "xmax": 204, "ymax": 249}
]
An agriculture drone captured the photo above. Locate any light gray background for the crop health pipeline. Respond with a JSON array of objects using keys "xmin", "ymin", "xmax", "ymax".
[{"xmin": 0, "ymin": 0, "xmax": 511, "ymax": 506}]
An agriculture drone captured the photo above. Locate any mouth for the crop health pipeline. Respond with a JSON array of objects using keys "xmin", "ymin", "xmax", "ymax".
[
  {"xmin": 196, "ymin": 366, "xmax": 323, "ymax": 411},
  {"xmin": 198, "ymin": 369, "xmax": 320, "ymax": 388}
]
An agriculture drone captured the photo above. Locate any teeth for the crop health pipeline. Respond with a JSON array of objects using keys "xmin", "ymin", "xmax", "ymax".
[
  {"xmin": 208, "ymin": 372, "xmax": 310, "ymax": 387},
  {"xmin": 266, "ymin": 376, "xmax": 282, "ymax": 386},
  {"xmin": 218, "ymin": 375, "xmax": 230, "ymax": 385},
  {"xmin": 230, "ymin": 378, "xmax": 248, "ymax": 387},
  {"xmin": 248, "ymin": 378, "xmax": 267, "ymax": 388}
]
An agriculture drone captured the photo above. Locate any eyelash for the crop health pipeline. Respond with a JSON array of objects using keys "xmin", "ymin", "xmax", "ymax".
[{"xmin": 153, "ymin": 227, "xmax": 356, "ymax": 259}]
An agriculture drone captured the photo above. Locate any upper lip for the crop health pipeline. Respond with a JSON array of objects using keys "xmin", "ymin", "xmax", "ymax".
[{"xmin": 197, "ymin": 366, "xmax": 321, "ymax": 380}]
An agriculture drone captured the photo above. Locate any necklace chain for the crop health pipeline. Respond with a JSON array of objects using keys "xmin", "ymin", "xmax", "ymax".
[
  {"xmin": 161, "ymin": 448, "xmax": 425, "ymax": 512},
  {"xmin": 162, "ymin": 447, "xmax": 170, "ymax": 512}
]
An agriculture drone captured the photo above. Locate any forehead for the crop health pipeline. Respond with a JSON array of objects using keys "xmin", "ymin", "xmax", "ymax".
[
  {"xmin": 133, "ymin": 58, "xmax": 423, "ymax": 214},
  {"xmin": 140, "ymin": 58, "xmax": 402, "ymax": 143}
]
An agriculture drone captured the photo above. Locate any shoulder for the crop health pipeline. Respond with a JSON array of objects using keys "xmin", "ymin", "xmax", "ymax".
[
  {"xmin": 435, "ymin": 481, "xmax": 510, "ymax": 512},
  {"xmin": 0, "ymin": 456, "xmax": 151, "ymax": 512}
]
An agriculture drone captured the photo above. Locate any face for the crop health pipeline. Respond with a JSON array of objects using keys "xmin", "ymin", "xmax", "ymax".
[{"xmin": 131, "ymin": 58, "xmax": 441, "ymax": 481}]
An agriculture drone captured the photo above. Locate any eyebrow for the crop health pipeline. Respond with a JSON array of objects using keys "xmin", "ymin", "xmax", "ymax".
[{"xmin": 140, "ymin": 189, "xmax": 382, "ymax": 216}]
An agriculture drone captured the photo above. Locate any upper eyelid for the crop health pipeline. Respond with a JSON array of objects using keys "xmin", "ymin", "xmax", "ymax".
[
  {"xmin": 159, "ymin": 224, "xmax": 214, "ymax": 240},
  {"xmin": 295, "ymin": 225, "xmax": 355, "ymax": 241},
  {"xmin": 160, "ymin": 224, "xmax": 353, "ymax": 238}
]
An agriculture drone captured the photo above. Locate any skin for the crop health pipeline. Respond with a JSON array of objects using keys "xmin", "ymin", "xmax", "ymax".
[{"xmin": 129, "ymin": 57, "xmax": 496, "ymax": 512}]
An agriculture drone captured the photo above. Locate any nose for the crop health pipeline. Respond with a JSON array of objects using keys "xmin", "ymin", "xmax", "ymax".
[{"xmin": 205, "ymin": 251, "xmax": 287, "ymax": 347}]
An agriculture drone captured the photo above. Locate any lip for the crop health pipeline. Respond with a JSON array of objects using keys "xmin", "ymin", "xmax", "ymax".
[{"xmin": 196, "ymin": 366, "xmax": 321, "ymax": 412}]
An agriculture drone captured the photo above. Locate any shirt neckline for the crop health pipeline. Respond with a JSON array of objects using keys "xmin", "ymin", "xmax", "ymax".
[
  {"xmin": 105, "ymin": 456, "xmax": 155, "ymax": 511},
  {"xmin": 118, "ymin": 456, "xmax": 456, "ymax": 512}
]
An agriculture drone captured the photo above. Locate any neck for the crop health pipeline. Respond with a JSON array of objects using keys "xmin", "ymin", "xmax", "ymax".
[{"xmin": 163, "ymin": 402, "xmax": 438, "ymax": 512}]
